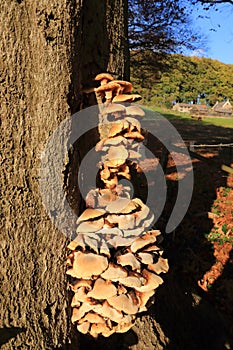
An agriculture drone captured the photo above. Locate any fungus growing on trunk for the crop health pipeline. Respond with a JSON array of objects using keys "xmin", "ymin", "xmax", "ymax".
[
  {"xmin": 94, "ymin": 73, "xmax": 114, "ymax": 86},
  {"xmin": 66, "ymin": 73, "xmax": 169, "ymax": 338}
]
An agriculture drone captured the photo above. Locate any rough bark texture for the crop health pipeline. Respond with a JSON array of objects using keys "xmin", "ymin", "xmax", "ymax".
[{"xmin": 0, "ymin": 0, "xmax": 129, "ymax": 349}]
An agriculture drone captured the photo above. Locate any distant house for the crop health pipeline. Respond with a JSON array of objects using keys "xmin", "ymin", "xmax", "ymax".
[
  {"xmin": 211, "ymin": 100, "xmax": 232, "ymax": 117},
  {"xmin": 172, "ymin": 103, "xmax": 209, "ymax": 115},
  {"xmin": 189, "ymin": 104, "xmax": 208, "ymax": 115},
  {"xmin": 172, "ymin": 103, "xmax": 194, "ymax": 113}
]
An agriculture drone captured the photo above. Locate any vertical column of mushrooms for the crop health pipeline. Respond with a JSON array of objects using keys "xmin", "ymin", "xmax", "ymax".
[{"xmin": 66, "ymin": 73, "xmax": 169, "ymax": 338}]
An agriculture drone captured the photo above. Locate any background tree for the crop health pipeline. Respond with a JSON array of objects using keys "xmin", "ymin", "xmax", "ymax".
[
  {"xmin": 131, "ymin": 54, "xmax": 233, "ymax": 106},
  {"xmin": 128, "ymin": 0, "xmax": 204, "ymax": 94},
  {"xmin": 129, "ymin": 0, "xmax": 201, "ymax": 53}
]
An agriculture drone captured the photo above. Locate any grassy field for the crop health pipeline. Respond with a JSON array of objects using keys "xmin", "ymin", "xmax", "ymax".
[{"xmin": 143, "ymin": 105, "xmax": 233, "ymax": 129}]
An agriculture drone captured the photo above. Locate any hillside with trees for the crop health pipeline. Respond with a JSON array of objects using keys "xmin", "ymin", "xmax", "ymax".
[{"xmin": 131, "ymin": 53, "xmax": 233, "ymax": 107}]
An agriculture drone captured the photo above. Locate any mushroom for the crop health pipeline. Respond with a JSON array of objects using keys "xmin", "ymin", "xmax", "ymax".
[
  {"xmin": 90, "ymin": 322, "xmax": 112, "ymax": 338},
  {"xmin": 87, "ymin": 278, "xmax": 117, "ymax": 299},
  {"xmin": 142, "ymin": 213, "xmax": 155, "ymax": 230},
  {"xmin": 123, "ymin": 227, "xmax": 143, "ymax": 238},
  {"xmin": 106, "ymin": 197, "xmax": 131, "ymax": 213},
  {"xmin": 128, "ymin": 149, "xmax": 142, "ymax": 160},
  {"xmin": 118, "ymin": 276, "xmax": 142, "ymax": 288},
  {"xmin": 66, "ymin": 255, "xmax": 73, "ymax": 266},
  {"xmin": 79, "ymin": 312, "xmax": 106, "ymax": 324},
  {"xmin": 125, "ymin": 117, "xmax": 141, "ymax": 132},
  {"xmin": 120, "ymin": 199, "xmax": 139, "ymax": 214},
  {"xmin": 77, "ymin": 321, "xmax": 90, "ymax": 334},
  {"xmin": 130, "ymin": 231, "xmax": 159, "ymax": 253},
  {"xmin": 85, "ymin": 232, "xmax": 101, "ymax": 240},
  {"xmin": 98, "ymin": 188, "xmax": 118, "ymax": 207},
  {"xmin": 107, "ymin": 235, "xmax": 136, "ymax": 248},
  {"xmin": 112, "ymin": 94, "xmax": 134, "ymax": 103},
  {"xmin": 71, "ymin": 302, "xmax": 94, "ymax": 323},
  {"xmin": 124, "ymin": 131, "xmax": 144, "ymax": 141},
  {"xmin": 100, "ymin": 166, "xmax": 111, "ymax": 180},
  {"xmin": 99, "ymin": 239, "xmax": 111, "ymax": 257},
  {"xmin": 148, "ymin": 257, "xmax": 169, "ymax": 274},
  {"xmin": 115, "ymin": 163, "xmax": 130, "ymax": 176},
  {"xmin": 66, "ymin": 251, "xmax": 108, "ymax": 279},
  {"xmin": 108, "ymin": 120, "xmax": 129, "ymax": 138},
  {"xmin": 132, "ymin": 199, "xmax": 150, "ymax": 226},
  {"xmin": 117, "ymin": 284, "xmax": 128, "ymax": 295},
  {"xmin": 76, "ymin": 218, "xmax": 105, "ymax": 233},
  {"xmin": 143, "ymin": 244, "xmax": 162, "ymax": 254},
  {"xmin": 108, "ymin": 294, "xmax": 138, "ymax": 314},
  {"xmin": 77, "ymin": 208, "xmax": 105, "ymax": 223},
  {"xmin": 108, "ymin": 144, "xmax": 128, "ymax": 162},
  {"xmin": 104, "ymin": 159, "xmax": 126, "ymax": 169},
  {"xmin": 101, "ymin": 174, "xmax": 118, "ymax": 188},
  {"xmin": 136, "ymin": 289, "xmax": 155, "ymax": 309},
  {"xmin": 118, "ymin": 214, "xmax": 136, "ymax": 230},
  {"xmin": 118, "ymin": 170, "xmax": 131, "ymax": 180},
  {"xmin": 104, "ymin": 135, "xmax": 126, "ymax": 146},
  {"xmin": 95, "ymin": 137, "xmax": 108, "ymax": 151},
  {"xmin": 113, "ymin": 184, "xmax": 131, "ymax": 197},
  {"xmin": 102, "ymin": 103, "xmax": 126, "ymax": 118},
  {"xmin": 112, "ymin": 94, "xmax": 142, "ymax": 103},
  {"xmin": 134, "ymin": 269, "xmax": 163, "ymax": 292},
  {"xmin": 137, "ymin": 252, "xmax": 154, "ymax": 265},
  {"xmin": 84, "ymin": 236, "xmax": 99, "ymax": 254},
  {"xmin": 116, "ymin": 315, "xmax": 135, "ymax": 333},
  {"xmin": 96, "ymin": 82, "xmax": 121, "ymax": 102},
  {"xmin": 101, "ymin": 263, "xmax": 128, "ymax": 280},
  {"xmin": 94, "ymin": 73, "xmax": 114, "ymax": 86},
  {"xmin": 69, "ymin": 279, "xmax": 92, "ymax": 292},
  {"xmin": 93, "ymin": 301, "xmax": 124, "ymax": 323},
  {"xmin": 97, "ymin": 226, "xmax": 122, "ymax": 236},
  {"xmin": 85, "ymin": 189, "xmax": 98, "ymax": 208},
  {"xmin": 71, "ymin": 287, "xmax": 90, "ymax": 305},
  {"xmin": 111, "ymin": 80, "xmax": 133, "ymax": 94},
  {"xmin": 67, "ymin": 233, "xmax": 85, "ymax": 250},
  {"xmin": 117, "ymin": 252, "xmax": 141, "ymax": 271},
  {"xmin": 131, "ymin": 94, "xmax": 142, "ymax": 102},
  {"xmin": 125, "ymin": 105, "xmax": 145, "ymax": 118},
  {"xmin": 101, "ymin": 328, "xmax": 117, "ymax": 338}
]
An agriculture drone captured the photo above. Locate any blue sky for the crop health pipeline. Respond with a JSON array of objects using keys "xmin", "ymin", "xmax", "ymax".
[{"xmin": 189, "ymin": 3, "xmax": 233, "ymax": 64}]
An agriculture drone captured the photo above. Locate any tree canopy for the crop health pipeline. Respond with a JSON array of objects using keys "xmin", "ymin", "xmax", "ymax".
[
  {"xmin": 128, "ymin": 0, "xmax": 202, "ymax": 54},
  {"xmin": 131, "ymin": 53, "xmax": 233, "ymax": 107}
]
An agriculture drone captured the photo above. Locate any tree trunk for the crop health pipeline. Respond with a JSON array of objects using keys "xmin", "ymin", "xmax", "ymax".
[{"xmin": 0, "ymin": 1, "xmax": 129, "ymax": 349}]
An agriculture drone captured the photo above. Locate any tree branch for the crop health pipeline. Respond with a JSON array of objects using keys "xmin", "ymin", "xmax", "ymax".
[{"xmin": 200, "ymin": 0, "xmax": 233, "ymax": 4}]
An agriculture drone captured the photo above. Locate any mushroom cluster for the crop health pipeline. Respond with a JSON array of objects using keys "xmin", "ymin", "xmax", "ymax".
[{"xmin": 66, "ymin": 73, "xmax": 169, "ymax": 338}]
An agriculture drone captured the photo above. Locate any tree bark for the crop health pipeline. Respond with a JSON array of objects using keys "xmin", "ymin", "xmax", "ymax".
[{"xmin": 0, "ymin": 0, "xmax": 129, "ymax": 349}]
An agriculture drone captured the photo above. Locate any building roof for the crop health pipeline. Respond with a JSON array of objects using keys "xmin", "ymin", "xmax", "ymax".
[
  {"xmin": 190, "ymin": 104, "xmax": 208, "ymax": 111},
  {"xmin": 212, "ymin": 100, "xmax": 232, "ymax": 111},
  {"xmin": 177, "ymin": 103, "xmax": 193, "ymax": 107}
]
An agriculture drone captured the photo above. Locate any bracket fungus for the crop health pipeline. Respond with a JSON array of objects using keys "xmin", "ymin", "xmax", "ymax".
[{"xmin": 66, "ymin": 73, "xmax": 169, "ymax": 338}]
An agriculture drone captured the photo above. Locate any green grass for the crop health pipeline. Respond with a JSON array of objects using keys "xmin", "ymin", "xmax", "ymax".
[
  {"xmin": 202, "ymin": 117, "xmax": 233, "ymax": 129},
  {"xmin": 206, "ymin": 232, "xmax": 233, "ymax": 245},
  {"xmin": 143, "ymin": 105, "xmax": 233, "ymax": 129}
]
